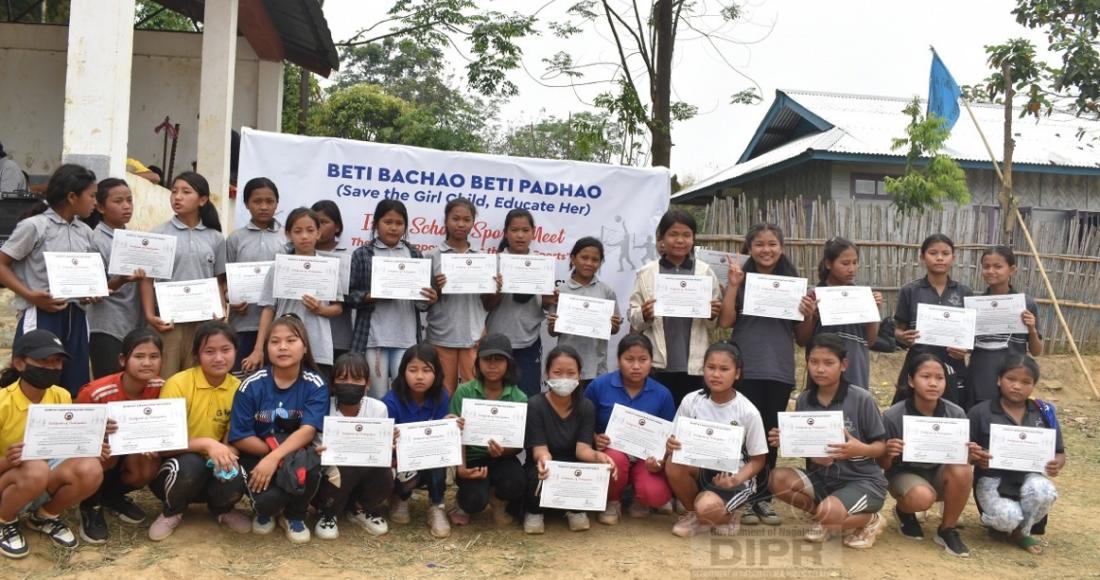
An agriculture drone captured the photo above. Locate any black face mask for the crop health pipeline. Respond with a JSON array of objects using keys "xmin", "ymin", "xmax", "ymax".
[
  {"xmin": 332, "ymin": 383, "xmax": 366, "ymax": 406},
  {"xmin": 21, "ymin": 364, "xmax": 62, "ymax": 390}
]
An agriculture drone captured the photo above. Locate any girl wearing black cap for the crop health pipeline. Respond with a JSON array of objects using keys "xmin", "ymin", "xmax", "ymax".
[{"xmin": 0, "ymin": 329, "xmax": 110, "ymax": 558}]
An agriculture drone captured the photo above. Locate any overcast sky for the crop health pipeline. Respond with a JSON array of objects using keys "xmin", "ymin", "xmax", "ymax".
[{"xmin": 322, "ymin": 0, "xmax": 1048, "ymax": 183}]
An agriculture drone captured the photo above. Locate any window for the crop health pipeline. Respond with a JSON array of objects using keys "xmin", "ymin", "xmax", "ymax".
[{"xmin": 850, "ymin": 173, "xmax": 893, "ymax": 199}]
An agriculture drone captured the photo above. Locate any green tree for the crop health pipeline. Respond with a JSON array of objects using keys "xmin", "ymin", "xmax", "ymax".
[
  {"xmin": 885, "ymin": 98, "xmax": 970, "ymax": 216},
  {"xmin": 311, "ymin": 85, "xmax": 410, "ymax": 144},
  {"xmin": 495, "ymin": 111, "xmax": 625, "ymax": 163},
  {"xmin": 282, "ymin": 64, "xmax": 323, "ymax": 134},
  {"xmin": 135, "ymin": 1, "xmax": 197, "ymax": 31}
]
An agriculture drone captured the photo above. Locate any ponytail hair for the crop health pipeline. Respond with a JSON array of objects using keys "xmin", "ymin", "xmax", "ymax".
[
  {"xmin": 742, "ymin": 223, "xmax": 799, "ymax": 278},
  {"xmin": 21, "ymin": 163, "xmax": 98, "ymax": 220},
  {"xmin": 84, "ymin": 177, "xmax": 130, "ymax": 229},
  {"xmin": 0, "ymin": 363, "xmax": 20, "ymax": 387},
  {"xmin": 173, "ymin": 172, "xmax": 222, "ymax": 232},
  {"xmin": 817, "ymin": 237, "xmax": 858, "ymax": 285}
]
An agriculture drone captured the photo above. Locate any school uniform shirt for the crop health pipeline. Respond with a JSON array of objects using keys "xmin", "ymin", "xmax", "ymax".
[
  {"xmin": 76, "ymin": 372, "xmax": 162, "ymax": 403},
  {"xmin": 161, "ymin": 366, "xmax": 240, "ymax": 442},
  {"xmin": 257, "ymin": 256, "xmax": 336, "ymax": 365},
  {"xmin": 794, "ymin": 383, "xmax": 888, "ymax": 493},
  {"xmin": 318, "ymin": 246, "xmax": 354, "ymax": 352},
  {"xmin": 328, "ymin": 395, "xmax": 389, "ymax": 418},
  {"xmin": 449, "ymin": 379, "xmax": 528, "ymax": 461},
  {"xmin": 730, "ymin": 278, "xmax": 798, "ymax": 385},
  {"xmin": 425, "ymin": 241, "xmax": 487, "ymax": 348},
  {"xmin": 525, "ymin": 393, "xmax": 596, "ymax": 463},
  {"xmin": 627, "ymin": 258, "xmax": 720, "ymax": 376},
  {"xmin": 0, "ymin": 381, "xmax": 71, "ymax": 452},
  {"xmin": 224, "ymin": 219, "xmax": 284, "ymax": 333},
  {"xmin": 812, "ymin": 283, "xmax": 872, "ymax": 389},
  {"xmin": 893, "ymin": 276, "xmax": 973, "ymax": 404},
  {"xmin": 552, "ymin": 275, "xmax": 620, "ymax": 380},
  {"xmin": 382, "ymin": 389, "xmax": 451, "ymax": 424},
  {"xmin": 675, "ymin": 390, "xmax": 768, "ymax": 471},
  {"xmin": 228, "ymin": 367, "xmax": 329, "ymax": 442},
  {"xmin": 584, "ymin": 371, "xmax": 676, "ymax": 434},
  {"xmin": 87, "ymin": 223, "xmax": 144, "ymax": 341},
  {"xmin": 151, "ymin": 216, "xmax": 227, "ymax": 282},
  {"xmin": 349, "ymin": 239, "xmax": 424, "ymax": 350},
  {"xmin": 0, "ymin": 207, "xmax": 95, "ymax": 312},
  {"xmin": 968, "ymin": 291, "xmax": 1040, "ymax": 403},
  {"xmin": 968, "ymin": 398, "xmax": 1064, "ymax": 481},
  {"xmin": 485, "ymin": 248, "xmax": 546, "ymax": 349},
  {"xmin": 881, "ymin": 397, "xmax": 967, "ymax": 475}
]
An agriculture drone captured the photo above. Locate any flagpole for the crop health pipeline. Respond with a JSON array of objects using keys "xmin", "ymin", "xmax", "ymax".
[{"xmin": 951, "ymin": 65, "xmax": 1099, "ymax": 398}]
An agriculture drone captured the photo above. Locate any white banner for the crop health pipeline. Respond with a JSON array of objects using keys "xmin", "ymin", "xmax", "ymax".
[{"xmin": 237, "ymin": 129, "xmax": 670, "ymax": 368}]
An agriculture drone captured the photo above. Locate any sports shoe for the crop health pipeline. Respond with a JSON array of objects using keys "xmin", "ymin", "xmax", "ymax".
[
  {"xmin": 0, "ymin": 520, "xmax": 28, "ymax": 559},
  {"xmin": 314, "ymin": 514, "xmax": 339, "ymax": 540},
  {"xmin": 347, "ymin": 510, "xmax": 389, "ymax": 536},
  {"xmin": 103, "ymin": 493, "xmax": 147, "ymax": 524},
  {"xmin": 804, "ymin": 521, "xmax": 829, "ymax": 543},
  {"xmin": 79, "ymin": 505, "xmax": 108, "ymax": 544},
  {"xmin": 843, "ymin": 513, "xmax": 884, "ymax": 549},
  {"xmin": 252, "ymin": 514, "xmax": 275, "ymax": 535},
  {"xmin": 389, "ymin": 496, "xmax": 411, "ymax": 525},
  {"xmin": 280, "ymin": 516, "xmax": 310, "ymax": 544},
  {"xmin": 657, "ymin": 500, "xmax": 676, "ymax": 516},
  {"xmin": 753, "ymin": 500, "xmax": 782, "ymax": 525},
  {"xmin": 449, "ymin": 506, "xmax": 471, "ymax": 526},
  {"xmin": 597, "ymin": 501, "xmax": 621, "ymax": 525},
  {"xmin": 671, "ymin": 511, "xmax": 703, "ymax": 538},
  {"xmin": 894, "ymin": 507, "xmax": 924, "ymax": 540},
  {"xmin": 489, "ymin": 494, "xmax": 514, "ymax": 526},
  {"xmin": 148, "ymin": 513, "xmax": 183, "ymax": 541},
  {"xmin": 627, "ymin": 501, "xmax": 650, "ymax": 518},
  {"xmin": 27, "ymin": 512, "xmax": 78, "ymax": 549},
  {"xmin": 711, "ymin": 514, "xmax": 742, "ymax": 537},
  {"xmin": 566, "ymin": 511, "xmax": 590, "ymax": 531},
  {"xmin": 524, "ymin": 513, "xmax": 545, "ymax": 535},
  {"xmin": 428, "ymin": 505, "xmax": 451, "ymax": 539},
  {"xmin": 217, "ymin": 510, "xmax": 252, "ymax": 534},
  {"xmin": 741, "ymin": 503, "xmax": 761, "ymax": 526},
  {"xmin": 934, "ymin": 527, "xmax": 971, "ymax": 558}
]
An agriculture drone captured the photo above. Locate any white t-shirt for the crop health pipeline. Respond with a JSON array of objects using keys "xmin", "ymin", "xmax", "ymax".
[
  {"xmin": 329, "ymin": 396, "xmax": 389, "ymax": 418},
  {"xmin": 675, "ymin": 390, "xmax": 768, "ymax": 469}
]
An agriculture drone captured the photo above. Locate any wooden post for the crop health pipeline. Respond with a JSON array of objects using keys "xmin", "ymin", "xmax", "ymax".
[{"xmin": 999, "ymin": 62, "xmax": 1016, "ymax": 242}]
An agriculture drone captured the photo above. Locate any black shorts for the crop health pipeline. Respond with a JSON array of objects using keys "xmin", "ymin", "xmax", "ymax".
[
  {"xmin": 795, "ymin": 469, "xmax": 884, "ymax": 515},
  {"xmin": 698, "ymin": 469, "xmax": 757, "ymax": 513}
]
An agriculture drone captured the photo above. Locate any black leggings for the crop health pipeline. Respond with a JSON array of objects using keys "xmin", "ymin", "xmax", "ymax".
[
  {"xmin": 150, "ymin": 453, "xmax": 246, "ymax": 517},
  {"xmin": 313, "ymin": 466, "xmax": 393, "ymax": 518},
  {"xmin": 455, "ymin": 455, "xmax": 525, "ymax": 514},
  {"xmin": 737, "ymin": 379, "xmax": 794, "ymax": 502},
  {"xmin": 239, "ymin": 453, "xmax": 323, "ymax": 521}
]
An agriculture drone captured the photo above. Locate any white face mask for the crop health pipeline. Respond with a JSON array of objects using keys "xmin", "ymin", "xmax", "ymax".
[{"xmin": 546, "ymin": 378, "xmax": 580, "ymax": 397}]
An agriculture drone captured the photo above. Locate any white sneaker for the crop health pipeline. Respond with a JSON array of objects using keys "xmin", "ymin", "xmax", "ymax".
[
  {"xmin": 566, "ymin": 511, "xmax": 590, "ymax": 531},
  {"xmin": 314, "ymin": 514, "xmax": 339, "ymax": 540},
  {"xmin": 524, "ymin": 513, "xmax": 545, "ymax": 535},
  {"xmin": 597, "ymin": 501, "xmax": 621, "ymax": 525},
  {"xmin": 657, "ymin": 500, "xmax": 676, "ymax": 516},
  {"xmin": 804, "ymin": 521, "xmax": 829, "ymax": 543},
  {"xmin": 843, "ymin": 513, "xmax": 883, "ymax": 549},
  {"xmin": 389, "ymin": 497, "xmax": 411, "ymax": 525},
  {"xmin": 280, "ymin": 516, "xmax": 311, "ymax": 544},
  {"xmin": 428, "ymin": 505, "xmax": 451, "ymax": 539},
  {"xmin": 252, "ymin": 515, "xmax": 275, "ymax": 535},
  {"xmin": 671, "ymin": 511, "xmax": 703, "ymax": 538},
  {"xmin": 347, "ymin": 510, "xmax": 389, "ymax": 536}
]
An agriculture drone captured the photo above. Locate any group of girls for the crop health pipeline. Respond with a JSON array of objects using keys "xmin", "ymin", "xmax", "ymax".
[{"xmin": 0, "ymin": 163, "xmax": 1064, "ymax": 559}]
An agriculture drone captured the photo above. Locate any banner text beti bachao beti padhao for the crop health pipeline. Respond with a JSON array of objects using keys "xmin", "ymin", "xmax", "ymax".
[{"xmin": 236, "ymin": 129, "xmax": 671, "ymax": 361}]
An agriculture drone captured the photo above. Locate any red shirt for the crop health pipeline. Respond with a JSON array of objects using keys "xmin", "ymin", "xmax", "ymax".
[{"xmin": 76, "ymin": 372, "xmax": 162, "ymax": 403}]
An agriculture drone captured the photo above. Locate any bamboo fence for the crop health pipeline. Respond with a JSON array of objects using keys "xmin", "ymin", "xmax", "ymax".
[{"xmin": 696, "ymin": 195, "xmax": 1100, "ymax": 354}]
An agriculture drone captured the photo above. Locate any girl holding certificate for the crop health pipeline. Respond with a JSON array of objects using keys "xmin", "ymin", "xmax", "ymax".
[
  {"xmin": 767, "ymin": 334, "xmax": 888, "ymax": 550},
  {"xmin": 225, "ymin": 178, "xmax": 283, "ymax": 371},
  {"xmin": 967, "ymin": 355, "xmax": 1064, "ymax": 555},
  {"xmin": 141, "ymin": 172, "xmax": 227, "ymax": 378},
  {"xmin": 312, "ymin": 200, "xmax": 354, "ymax": 363},
  {"xmin": 87, "ymin": 178, "xmax": 147, "ymax": 379},
  {"xmin": 0, "ymin": 330, "xmax": 109, "ymax": 558},
  {"xmin": 484, "ymin": 209, "xmax": 550, "ymax": 397},
  {"xmin": 523, "ymin": 346, "xmax": 617, "ymax": 535},
  {"xmin": 879, "ymin": 354, "xmax": 977, "ymax": 557},
  {"xmin": 666, "ymin": 343, "xmax": 768, "ymax": 538},
  {"xmin": 892, "ymin": 234, "xmax": 973, "ymax": 408},
  {"xmin": 548, "ymin": 237, "xmax": 622, "ymax": 387},
  {"xmin": 448, "ymin": 334, "xmax": 527, "ymax": 527},
  {"xmin": 246, "ymin": 208, "xmax": 343, "ymax": 376},
  {"xmin": 349, "ymin": 200, "xmax": 438, "ymax": 398},
  {"xmin": 148, "ymin": 322, "xmax": 250, "ymax": 541},
  {"xmin": 230, "ymin": 315, "xmax": 328, "ymax": 544},
  {"xmin": 719, "ymin": 223, "xmax": 815, "ymax": 526},
  {"xmin": 0, "ymin": 164, "xmax": 99, "ymax": 396},
  {"xmin": 75, "ymin": 329, "xmax": 166, "ymax": 543},
  {"xmin": 585, "ymin": 334, "xmax": 677, "ymax": 525},
  {"xmin": 968, "ymin": 246, "xmax": 1043, "ymax": 405},
  {"xmin": 628, "ymin": 210, "xmax": 723, "ymax": 406}
]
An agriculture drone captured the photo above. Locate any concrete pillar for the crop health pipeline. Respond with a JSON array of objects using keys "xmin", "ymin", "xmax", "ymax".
[
  {"xmin": 257, "ymin": 60, "xmax": 284, "ymax": 133},
  {"xmin": 197, "ymin": 0, "xmax": 239, "ymax": 230},
  {"xmin": 61, "ymin": 0, "xmax": 136, "ymax": 179}
]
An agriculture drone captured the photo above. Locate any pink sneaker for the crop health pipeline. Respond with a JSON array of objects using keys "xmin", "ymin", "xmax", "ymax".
[
  {"xmin": 148, "ymin": 513, "xmax": 183, "ymax": 541},
  {"xmin": 217, "ymin": 511, "xmax": 252, "ymax": 534},
  {"xmin": 448, "ymin": 507, "xmax": 470, "ymax": 526}
]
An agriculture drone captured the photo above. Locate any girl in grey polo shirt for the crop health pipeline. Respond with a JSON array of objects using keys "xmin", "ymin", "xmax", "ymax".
[{"xmin": 548, "ymin": 237, "xmax": 621, "ymax": 386}]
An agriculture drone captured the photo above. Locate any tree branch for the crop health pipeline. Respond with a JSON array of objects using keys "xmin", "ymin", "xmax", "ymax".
[{"xmin": 602, "ymin": 1, "xmax": 656, "ymax": 82}]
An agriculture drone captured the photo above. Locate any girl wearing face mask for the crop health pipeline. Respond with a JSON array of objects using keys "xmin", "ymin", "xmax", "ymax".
[
  {"xmin": 523, "ymin": 346, "xmax": 617, "ymax": 535},
  {"xmin": 229, "ymin": 315, "xmax": 329, "ymax": 544},
  {"xmin": 75, "ymin": 329, "xmax": 166, "ymax": 544},
  {"xmin": 448, "ymin": 334, "xmax": 528, "ymax": 527},
  {"xmin": 0, "ymin": 330, "xmax": 110, "ymax": 558},
  {"xmin": 312, "ymin": 353, "xmax": 393, "ymax": 540}
]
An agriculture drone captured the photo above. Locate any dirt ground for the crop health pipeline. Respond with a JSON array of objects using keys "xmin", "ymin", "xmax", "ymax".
[{"xmin": 2, "ymin": 292, "xmax": 1099, "ymax": 578}]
